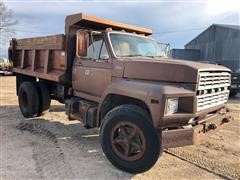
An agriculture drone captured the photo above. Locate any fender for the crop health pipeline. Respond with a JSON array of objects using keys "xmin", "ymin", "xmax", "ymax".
[{"xmin": 99, "ymin": 79, "xmax": 195, "ymax": 127}]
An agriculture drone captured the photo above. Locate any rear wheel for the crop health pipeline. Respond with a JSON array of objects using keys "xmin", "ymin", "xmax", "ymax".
[
  {"xmin": 100, "ymin": 104, "xmax": 161, "ymax": 173},
  {"xmin": 18, "ymin": 82, "xmax": 40, "ymax": 118},
  {"xmin": 36, "ymin": 82, "xmax": 51, "ymax": 116}
]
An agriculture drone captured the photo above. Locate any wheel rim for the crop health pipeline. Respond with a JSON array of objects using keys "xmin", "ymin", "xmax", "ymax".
[
  {"xmin": 110, "ymin": 121, "xmax": 146, "ymax": 161},
  {"xmin": 21, "ymin": 91, "xmax": 28, "ymax": 108}
]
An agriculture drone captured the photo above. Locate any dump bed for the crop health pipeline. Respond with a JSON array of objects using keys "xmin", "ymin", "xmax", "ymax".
[{"xmin": 10, "ymin": 34, "xmax": 66, "ymax": 83}]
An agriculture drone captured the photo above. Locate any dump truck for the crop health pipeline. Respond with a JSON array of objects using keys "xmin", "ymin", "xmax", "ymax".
[{"xmin": 8, "ymin": 13, "xmax": 233, "ymax": 173}]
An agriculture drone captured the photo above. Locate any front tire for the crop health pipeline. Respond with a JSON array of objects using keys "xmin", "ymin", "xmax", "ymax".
[
  {"xmin": 100, "ymin": 104, "xmax": 161, "ymax": 174},
  {"xmin": 18, "ymin": 82, "xmax": 40, "ymax": 118}
]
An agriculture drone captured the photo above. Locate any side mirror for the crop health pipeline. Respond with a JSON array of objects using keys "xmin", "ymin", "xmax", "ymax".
[{"xmin": 76, "ymin": 30, "xmax": 89, "ymax": 57}]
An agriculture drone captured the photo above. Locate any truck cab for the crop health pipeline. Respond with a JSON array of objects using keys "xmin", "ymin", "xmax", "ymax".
[{"xmin": 9, "ymin": 13, "xmax": 233, "ymax": 174}]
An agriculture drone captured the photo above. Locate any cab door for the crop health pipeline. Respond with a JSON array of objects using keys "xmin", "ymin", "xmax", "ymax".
[{"xmin": 72, "ymin": 31, "xmax": 111, "ymax": 97}]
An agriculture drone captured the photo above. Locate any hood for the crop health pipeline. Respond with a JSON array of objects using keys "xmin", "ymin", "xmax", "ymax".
[{"xmin": 123, "ymin": 58, "xmax": 230, "ymax": 83}]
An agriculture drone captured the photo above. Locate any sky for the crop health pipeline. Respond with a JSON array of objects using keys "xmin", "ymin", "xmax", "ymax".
[{"xmin": 1, "ymin": 0, "xmax": 240, "ymax": 58}]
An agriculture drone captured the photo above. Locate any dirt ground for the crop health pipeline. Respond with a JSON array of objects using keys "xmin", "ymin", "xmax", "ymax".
[{"xmin": 0, "ymin": 76, "xmax": 239, "ymax": 180}]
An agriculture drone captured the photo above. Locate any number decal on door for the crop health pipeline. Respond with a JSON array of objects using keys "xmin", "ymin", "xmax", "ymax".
[{"xmin": 85, "ymin": 69, "xmax": 90, "ymax": 76}]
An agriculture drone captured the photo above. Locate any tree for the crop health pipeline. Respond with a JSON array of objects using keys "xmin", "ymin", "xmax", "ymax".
[{"xmin": 0, "ymin": 2, "xmax": 17, "ymax": 55}]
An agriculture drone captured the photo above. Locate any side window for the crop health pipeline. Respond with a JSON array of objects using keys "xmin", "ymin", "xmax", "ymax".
[
  {"xmin": 86, "ymin": 34, "xmax": 109, "ymax": 61},
  {"xmin": 86, "ymin": 34, "xmax": 102, "ymax": 59}
]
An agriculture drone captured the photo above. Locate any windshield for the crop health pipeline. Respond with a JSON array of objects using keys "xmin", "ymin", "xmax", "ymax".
[{"xmin": 109, "ymin": 33, "xmax": 163, "ymax": 58}]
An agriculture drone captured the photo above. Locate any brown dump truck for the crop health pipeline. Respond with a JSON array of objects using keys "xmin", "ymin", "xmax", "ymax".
[{"xmin": 8, "ymin": 13, "xmax": 233, "ymax": 173}]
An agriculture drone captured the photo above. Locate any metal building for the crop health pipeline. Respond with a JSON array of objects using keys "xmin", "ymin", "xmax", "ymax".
[{"xmin": 170, "ymin": 24, "xmax": 240, "ymax": 72}]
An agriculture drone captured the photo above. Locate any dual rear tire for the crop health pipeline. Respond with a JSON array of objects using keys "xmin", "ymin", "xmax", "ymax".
[{"xmin": 18, "ymin": 81, "xmax": 51, "ymax": 118}]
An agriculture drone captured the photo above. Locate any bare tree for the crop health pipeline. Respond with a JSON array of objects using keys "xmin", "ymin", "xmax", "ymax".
[{"xmin": 0, "ymin": 2, "xmax": 17, "ymax": 48}]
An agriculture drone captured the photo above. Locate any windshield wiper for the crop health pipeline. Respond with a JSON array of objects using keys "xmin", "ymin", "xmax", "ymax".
[
  {"xmin": 144, "ymin": 55, "xmax": 156, "ymax": 58},
  {"xmin": 120, "ymin": 54, "xmax": 143, "ymax": 57},
  {"xmin": 121, "ymin": 54, "xmax": 159, "ymax": 58}
]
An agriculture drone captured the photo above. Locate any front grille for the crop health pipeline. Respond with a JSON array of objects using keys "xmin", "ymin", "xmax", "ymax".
[{"xmin": 197, "ymin": 71, "xmax": 230, "ymax": 111}]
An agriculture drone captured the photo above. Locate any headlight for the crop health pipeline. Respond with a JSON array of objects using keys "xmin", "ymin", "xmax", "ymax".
[{"xmin": 165, "ymin": 98, "xmax": 178, "ymax": 115}]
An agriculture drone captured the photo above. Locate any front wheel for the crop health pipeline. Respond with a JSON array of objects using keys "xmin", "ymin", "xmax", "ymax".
[{"xmin": 100, "ymin": 104, "xmax": 161, "ymax": 173}]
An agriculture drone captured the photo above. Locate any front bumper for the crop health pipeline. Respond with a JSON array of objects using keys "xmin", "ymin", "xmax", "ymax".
[{"xmin": 161, "ymin": 108, "xmax": 232, "ymax": 149}]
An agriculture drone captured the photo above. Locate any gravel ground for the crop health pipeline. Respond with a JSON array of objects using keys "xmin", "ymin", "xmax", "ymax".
[{"xmin": 0, "ymin": 76, "xmax": 239, "ymax": 179}]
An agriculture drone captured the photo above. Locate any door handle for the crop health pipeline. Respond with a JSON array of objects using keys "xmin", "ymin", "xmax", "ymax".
[{"xmin": 75, "ymin": 62, "xmax": 82, "ymax": 66}]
